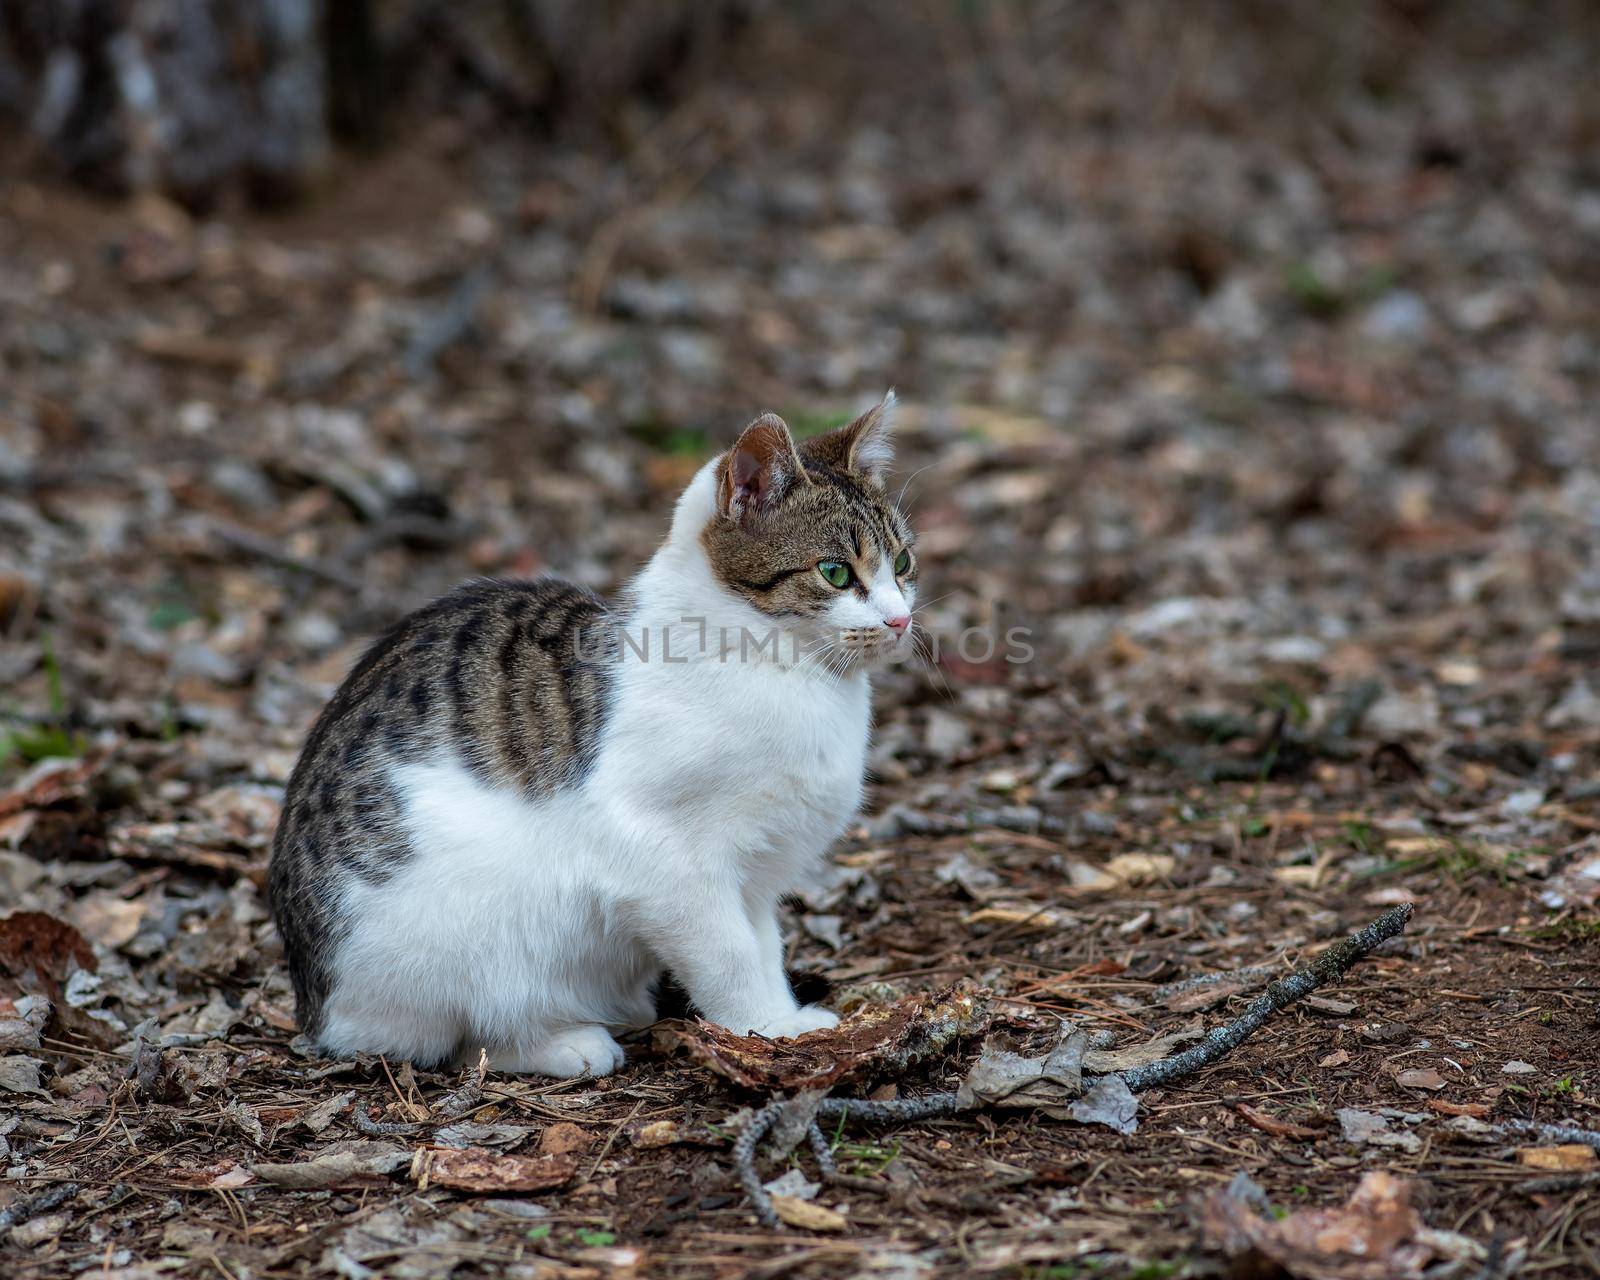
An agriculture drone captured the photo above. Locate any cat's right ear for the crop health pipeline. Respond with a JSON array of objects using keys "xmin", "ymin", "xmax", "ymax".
[{"xmin": 719, "ymin": 413, "xmax": 807, "ymax": 524}]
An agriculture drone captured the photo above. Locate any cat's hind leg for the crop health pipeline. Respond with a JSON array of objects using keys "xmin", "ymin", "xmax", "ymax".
[
  {"xmin": 318, "ymin": 989, "xmax": 464, "ymax": 1068},
  {"xmin": 486, "ymin": 1024, "xmax": 626, "ymax": 1079}
]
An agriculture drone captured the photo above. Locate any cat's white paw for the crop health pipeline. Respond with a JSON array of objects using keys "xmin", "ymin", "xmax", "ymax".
[
  {"xmin": 497, "ymin": 1025, "xmax": 626, "ymax": 1079},
  {"xmin": 754, "ymin": 1005, "xmax": 840, "ymax": 1040}
]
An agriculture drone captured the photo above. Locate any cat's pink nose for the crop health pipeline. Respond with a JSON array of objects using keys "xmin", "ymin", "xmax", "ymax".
[{"xmin": 885, "ymin": 615, "xmax": 911, "ymax": 635}]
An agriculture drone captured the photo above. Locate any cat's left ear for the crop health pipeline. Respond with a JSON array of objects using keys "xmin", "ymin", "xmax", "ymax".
[{"xmin": 826, "ymin": 390, "xmax": 897, "ymax": 487}]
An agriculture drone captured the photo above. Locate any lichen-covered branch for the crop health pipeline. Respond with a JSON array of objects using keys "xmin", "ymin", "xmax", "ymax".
[
  {"xmin": 352, "ymin": 1105, "xmax": 422, "ymax": 1137},
  {"xmin": 0, "ymin": 1182, "xmax": 78, "ymax": 1232},
  {"xmin": 735, "ymin": 903, "xmax": 1415, "ymax": 1226},
  {"xmin": 1119, "ymin": 902, "xmax": 1413, "ymax": 1091},
  {"xmin": 1518, "ymin": 1170, "xmax": 1600, "ymax": 1195},
  {"xmin": 815, "ymin": 1094, "xmax": 966, "ymax": 1126},
  {"xmin": 1491, "ymin": 1118, "xmax": 1600, "ymax": 1152},
  {"xmin": 732, "ymin": 1097, "xmax": 786, "ymax": 1222}
]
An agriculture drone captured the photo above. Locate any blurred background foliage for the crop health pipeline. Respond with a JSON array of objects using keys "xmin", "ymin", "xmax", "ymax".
[{"xmin": 3, "ymin": 1, "xmax": 1596, "ymax": 207}]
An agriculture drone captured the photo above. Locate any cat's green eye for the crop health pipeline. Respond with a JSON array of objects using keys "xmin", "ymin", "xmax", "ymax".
[
  {"xmin": 894, "ymin": 549, "xmax": 912, "ymax": 576},
  {"xmin": 818, "ymin": 561, "xmax": 852, "ymax": 589}
]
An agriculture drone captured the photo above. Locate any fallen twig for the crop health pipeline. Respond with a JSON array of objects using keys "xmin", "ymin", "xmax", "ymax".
[
  {"xmin": 799, "ymin": 1121, "xmax": 891, "ymax": 1197},
  {"xmin": 732, "ymin": 1097, "xmax": 786, "ymax": 1218},
  {"xmin": 200, "ymin": 516, "xmax": 365, "ymax": 592},
  {"xmin": 1516, "ymin": 1170, "xmax": 1600, "ymax": 1195},
  {"xmin": 0, "ymin": 1181, "xmax": 78, "ymax": 1231},
  {"xmin": 735, "ymin": 903, "xmax": 1414, "ymax": 1226},
  {"xmin": 1121, "ymin": 903, "xmax": 1413, "ymax": 1092},
  {"xmin": 1490, "ymin": 1118, "xmax": 1600, "ymax": 1152},
  {"xmin": 807, "ymin": 1121, "xmax": 836, "ymax": 1177},
  {"xmin": 352, "ymin": 1104, "xmax": 423, "ymax": 1138}
]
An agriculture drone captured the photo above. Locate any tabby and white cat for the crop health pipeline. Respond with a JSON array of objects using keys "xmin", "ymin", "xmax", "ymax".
[{"xmin": 268, "ymin": 395, "xmax": 916, "ymax": 1077}]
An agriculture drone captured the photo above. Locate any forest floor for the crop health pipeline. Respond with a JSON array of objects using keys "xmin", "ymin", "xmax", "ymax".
[{"xmin": 3, "ymin": 7, "xmax": 1600, "ymax": 1278}]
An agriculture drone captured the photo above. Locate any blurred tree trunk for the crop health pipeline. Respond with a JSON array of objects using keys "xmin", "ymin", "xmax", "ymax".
[
  {"xmin": 0, "ymin": 0, "xmax": 759, "ymax": 206},
  {"xmin": 0, "ymin": 0, "xmax": 327, "ymax": 204}
]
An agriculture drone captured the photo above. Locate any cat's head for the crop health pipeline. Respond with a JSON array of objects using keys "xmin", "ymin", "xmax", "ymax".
[{"xmin": 699, "ymin": 393, "xmax": 917, "ymax": 668}]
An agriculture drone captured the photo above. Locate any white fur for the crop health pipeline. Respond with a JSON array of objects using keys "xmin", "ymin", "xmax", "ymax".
[{"xmin": 316, "ymin": 459, "xmax": 913, "ymax": 1076}]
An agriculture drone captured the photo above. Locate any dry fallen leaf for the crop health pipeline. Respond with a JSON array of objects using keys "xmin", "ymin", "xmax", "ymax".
[
  {"xmin": 631, "ymin": 1120, "xmax": 681, "ymax": 1148},
  {"xmin": 171, "ymin": 1159, "xmax": 256, "ymax": 1190},
  {"xmin": 574, "ymin": 1245, "xmax": 647, "ymax": 1271},
  {"xmin": 0, "ymin": 911, "xmax": 97, "ymax": 998},
  {"xmin": 1426, "ymin": 1099, "xmax": 1490, "ymax": 1119},
  {"xmin": 1082, "ymin": 1026, "xmax": 1203, "ymax": 1074},
  {"xmin": 1319, "ymin": 1049, "xmax": 1353, "ymax": 1068},
  {"xmin": 1201, "ymin": 1170, "xmax": 1434, "ymax": 1279},
  {"xmin": 1516, "ymin": 1145, "xmax": 1598, "ymax": 1172},
  {"xmin": 963, "ymin": 904, "xmax": 1069, "ymax": 929},
  {"xmin": 1337, "ymin": 1107, "xmax": 1421, "ymax": 1153},
  {"xmin": 1161, "ymin": 972, "xmax": 1262, "ymax": 1013},
  {"xmin": 299, "ymin": 1090, "xmax": 355, "ymax": 1134},
  {"xmin": 0, "ymin": 1017, "xmax": 40, "ymax": 1053},
  {"xmin": 411, "ymin": 1146, "xmax": 577, "ymax": 1193},
  {"xmin": 0, "ymin": 1054, "xmax": 48, "ymax": 1096},
  {"xmin": 0, "ymin": 995, "xmax": 47, "ymax": 1053},
  {"xmin": 770, "ymin": 1194, "xmax": 848, "ymax": 1232},
  {"xmin": 655, "ymin": 982, "xmax": 988, "ymax": 1091},
  {"xmin": 211, "ymin": 1164, "xmax": 256, "ymax": 1190},
  {"xmin": 958, "ymin": 1026, "xmax": 1085, "ymax": 1115},
  {"xmin": 955, "ymin": 1019, "xmax": 1181, "ymax": 1127},
  {"xmin": 1101, "ymin": 852, "xmax": 1175, "ymax": 885},
  {"xmin": 0, "ymin": 756, "xmax": 105, "ymax": 819},
  {"xmin": 1304, "ymin": 995, "xmax": 1357, "ymax": 1015},
  {"xmin": 1386, "ymin": 837, "xmax": 1442, "ymax": 857},
  {"xmin": 11, "ymin": 1211, "xmax": 69, "ymax": 1248},
  {"xmin": 539, "ymin": 1121, "xmax": 593, "ymax": 1156},
  {"xmin": 69, "ymin": 893, "xmax": 146, "ymax": 950},
  {"xmin": 764, "ymin": 1168, "xmax": 821, "ymax": 1202},
  {"xmin": 432, "ymin": 1121, "xmax": 534, "ymax": 1150},
  {"xmin": 1538, "ymin": 850, "xmax": 1600, "ymax": 910},
  {"xmin": 1394, "ymin": 1068, "xmax": 1447, "ymax": 1091},
  {"xmin": 1067, "ymin": 1074, "xmax": 1139, "ymax": 1134}
]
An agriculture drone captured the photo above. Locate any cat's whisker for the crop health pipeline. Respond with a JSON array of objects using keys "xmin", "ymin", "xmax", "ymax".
[
  {"xmin": 810, "ymin": 644, "xmax": 855, "ymax": 690},
  {"xmin": 791, "ymin": 639, "xmax": 851, "ymax": 688},
  {"xmin": 920, "ymin": 656, "xmax": 954, "ymax": 702},
  {"xmin": 911, "ymin": 629, "xmax": 955, "ymax": 701},
  {"xmin": 895, "ymin": 460, "xmax": 940, "ymax": 512},
  {"xmin": 909, "ymin": 590, "xmax": 960, "ymax": 616},
  {"xmin": 798, "ymin": 648, "xmax": 838, "ymax": 681}
]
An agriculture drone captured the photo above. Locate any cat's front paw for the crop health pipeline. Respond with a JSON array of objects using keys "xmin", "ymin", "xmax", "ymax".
[
  {"xmin": 496, "ymin": 1025, "xmax": 626, "ymax": 1079},
  {"xmin": 754, "ymin": 1005, "xmax": 841, "ymax": 1040}
]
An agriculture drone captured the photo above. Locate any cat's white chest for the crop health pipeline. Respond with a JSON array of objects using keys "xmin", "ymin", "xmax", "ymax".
[
  {"xmin": 738, "ymin": 669, "xmax": 869, "ymax": 842},
  {"xmin": 594, "ymin": 655, "xmax": 870, "ymax": 890}
]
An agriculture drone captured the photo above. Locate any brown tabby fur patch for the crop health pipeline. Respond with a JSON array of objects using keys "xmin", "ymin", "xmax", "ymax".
[{"xmin": 269, "ymin": 578, "xmax": 615, "ymax": 1037}]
